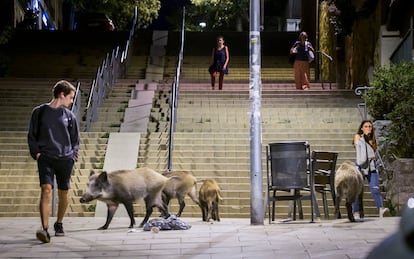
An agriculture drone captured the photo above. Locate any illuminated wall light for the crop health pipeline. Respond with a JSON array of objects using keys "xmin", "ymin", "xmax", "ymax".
[
  {"xmin": 42, "ymin": 14, "xmax": 47, "ymax": 25},
  {"xmin": 33, "ymin": 0, "xmax": 39, "ymax": 10}
]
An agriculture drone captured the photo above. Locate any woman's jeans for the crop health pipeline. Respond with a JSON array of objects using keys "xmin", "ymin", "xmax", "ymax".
[{"xmin": 353, "ymin": 169, "xmax": 384, "ymax": 212}]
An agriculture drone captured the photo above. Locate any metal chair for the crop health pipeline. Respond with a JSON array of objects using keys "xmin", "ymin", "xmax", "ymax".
[
  {"xmin": 311, "ymin": 151, "xmax": 338, "ymax": 219},
  {"xmin": 266, "ymin": 141, "xmax": 315, "ymax": 223}
]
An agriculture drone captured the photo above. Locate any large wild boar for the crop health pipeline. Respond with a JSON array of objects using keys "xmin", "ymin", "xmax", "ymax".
[
  {"xmin": 80, "ymin": 167, "xmax": 170, "ymax": 230},
  {"xmin": 161, "ymin": 170, "xmax": 200, "ymax": 217},
  {"xmin": 199, "ymin": 179, "xmax": 223, "ymax": 222},
  {"xmin": 335, "ymin": 160, "xmax": 364, "ymax": 222}
]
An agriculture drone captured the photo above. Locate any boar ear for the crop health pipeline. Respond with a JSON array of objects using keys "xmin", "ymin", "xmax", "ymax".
[
  {"xmin": 97, "ymin": 171, "xmax": 109, "ymax": 183},
  {"xmin": 89, "ymin": 170, "xmax": 95, "ymax": 177}
]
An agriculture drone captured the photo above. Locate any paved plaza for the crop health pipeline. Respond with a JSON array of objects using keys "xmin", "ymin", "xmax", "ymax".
[{"xmin": 0, "ymin": 216, "xmax": 400, "ymax": 259}]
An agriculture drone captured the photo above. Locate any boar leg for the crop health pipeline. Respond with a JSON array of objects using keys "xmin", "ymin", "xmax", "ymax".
[
  {"xmin": 345, "ymin": 200, "xmax": 355, "ymax": 222},
  {"xmin": 160, "ymin": 193, "xmax": 171, "ymax": 217},
  {"xmin": 334, "ymin": 190, "xmax": 342, "ymax": 219},
  {"xmin": 176, "ymin": 194, "xmax": 186, "ymax": 217},
  {"xmin": 357, "ymin": 191, "xmax": 364, "ymax": 219},
  {"xmin": 123, "ymin": 202, "xmax": 136, "ymax": 228},
  {"xmin": 157, "ymin": 202, "xmax": 170, "ymax": 220},
  {"xmin": 207, "ymin": 202, "xmax": 214, "ymax": 222},
  {"xmin": 212, "ymin": 201, "xmax": 220, "ymax": 221},
  {"xmin": 199, "ymin": 201, "xmax": 208, "ymax": 221},
  {"xmin": 139, "ymin": 196, "xmax": 163, "ymax": 227},
  {"xmin": 99, "ymin": 203, "xmax": 119, "ymax": 230}
]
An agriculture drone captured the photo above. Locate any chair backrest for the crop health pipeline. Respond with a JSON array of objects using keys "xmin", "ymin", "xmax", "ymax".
[
  {"xmin": 311, "ymin": 151, "xmax": 338, "ymax": 185},
  {"xmin": 267, "ymin": 141, "xmax": 311, "ymax": 189}
]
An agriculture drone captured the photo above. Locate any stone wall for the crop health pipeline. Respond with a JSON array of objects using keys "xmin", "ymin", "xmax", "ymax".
[
  {"xmin": 386, "ymin": 159, "xmax": 414, "ymax": 215},
  {"xmin": 374, "ymin": 120, "xmax": 414, "ymax": 215}
]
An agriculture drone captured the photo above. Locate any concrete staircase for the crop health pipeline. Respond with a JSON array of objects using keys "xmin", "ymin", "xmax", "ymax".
[
  {"xmin": 0, "ymin": 78, "xmax": 137, "ymax": 217},
  {"xmin": 165, "ymin": 55, "xmax": 315, "ymax": 83},
  {"xmin": 137, "ymin": 83, "xmax": 381, "ymax": 219},
  {"xmin": 0, "ymin": 28, "xmax": 151, "ymax": 218},
  {"xmin": 0, "ymin": 29, "xmax": 383, "ymax": 221}
]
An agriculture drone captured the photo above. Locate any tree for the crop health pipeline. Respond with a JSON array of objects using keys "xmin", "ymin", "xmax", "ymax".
[
  {"xmin": 187, "ymin": 0, "xmax": 249, "ymax": 31},
  {"xmin": 71, "ymin": 0, "xmax": 161, "ymax": 29},
  {"xmin": 323, "ymin": 0, "xmax": 381, "ymax": 89}
]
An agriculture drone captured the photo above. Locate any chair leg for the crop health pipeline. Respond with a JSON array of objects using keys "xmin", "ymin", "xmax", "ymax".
[
  {"xmin": 293, "ymin": 200, "xmax": 297, "ymax": 220},
  {"xmin": 268, "ymin": 199, "xmax": 271, "ymax": 224},
  {"xmin": 322, "ymin": 192, "xmax": 329, "ymax": 219},
  {"xmin": 296, "ymin": 190, "xmax": 304, "ymax": 220},
  {"xmin": 271, "ymin": 191, "xmax": 276, "ymax": 222},
  {"xmin": 312, "ymin": 192, "xmax": 321, "ymax": 219}
]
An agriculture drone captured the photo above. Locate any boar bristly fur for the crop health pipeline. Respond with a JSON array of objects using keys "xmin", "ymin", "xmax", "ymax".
[
  {"xmin": 80, "ymin": 167, "xmax": 170, "ymax": 230},
  {"xmin": 161, "ymin": 170, "xmax": 200, "ymax": 217},
  {"xmin": 334, "ymin": 160, "xmax": 364, "ymax": 222},
  {"xmin": 199, "ymin": 179, "xmax": 223, "ymax": 222}
]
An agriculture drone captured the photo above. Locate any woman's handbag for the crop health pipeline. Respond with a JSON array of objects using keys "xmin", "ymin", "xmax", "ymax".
[
  {"xmin": 289, "ymin": 53, "xmax": 296, "ymax": 64},
  {"xmin": 308, "ymin": 50, "xmax": 314, "ymax": 63},
  {"xmin": 359, "ymin": 157, "xmax": 369, "ymax": 170},
  {"xmin": 358, "ymin": 143, "xmax": 370, "ymax": 171},
  {"xmin": 208, "ymin": 64, "xmax": 214, "ymax": 75}
]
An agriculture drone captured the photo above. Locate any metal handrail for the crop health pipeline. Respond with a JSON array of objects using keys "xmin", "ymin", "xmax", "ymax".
[
  {"xmin": 317, "ymin": 50, "xmax": 333, "ymax": 89},
  {"xmin": 354, "ymin": 85, "xmax": 370, "ymax": 120},
  {"xmin": 167, "ymin": 7, "xmax": 186, "ymax": 171},
  {"xmin": 84, "ymin": 7, "xmax": 137, "ymax": 132},
  {"xmin": 71, "ymin": 81, "xmax": 82, "ymax": 129}
]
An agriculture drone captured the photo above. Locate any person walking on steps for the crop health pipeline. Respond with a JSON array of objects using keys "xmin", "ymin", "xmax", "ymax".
[
  {"xmin": 28, "ymin": 80, "xmax": 80, "ymax": 243},
  {"xmin": 290, "ymin": 31, "xmax": 314, "ymax": 90},
  {"xmin": 352, "ymin": 120, "xmax": 389, "ymax": 220},
  {"xmin": 209, "ymin": 35, "xmax": 229, "ymax": 90}
]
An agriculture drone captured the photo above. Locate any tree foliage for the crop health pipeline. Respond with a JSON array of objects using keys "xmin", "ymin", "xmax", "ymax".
[
  {"xmin": 366, "ymin": 62, "xmax": 414, "ymax": 158},
  {"xmin": 71, "ymin": 0, "xmax": 161, "ymax": 29},
  {"xmin": 187, "ymin": 0, "xmax": 249, "ymax": 31}
]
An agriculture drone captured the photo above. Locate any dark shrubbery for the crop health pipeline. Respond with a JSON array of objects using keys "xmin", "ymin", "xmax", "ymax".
[{"xmin": 366, "ymin": 62, "xmax": 414, "ymax": 158}]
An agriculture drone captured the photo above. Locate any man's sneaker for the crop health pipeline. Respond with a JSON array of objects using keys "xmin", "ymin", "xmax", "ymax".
[
  {"xmin": 54, "ymin": 222, "xmax": 65, "ymax": 236},
  {"xmin": 36, "ymin": 229, "xmax": 50, "ymax": 243}
]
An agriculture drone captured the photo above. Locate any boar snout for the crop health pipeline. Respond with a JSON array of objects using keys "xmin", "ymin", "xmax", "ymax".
[{"xmin": 80, "ymin": 193, "xmax": 94, "ymax": 203}]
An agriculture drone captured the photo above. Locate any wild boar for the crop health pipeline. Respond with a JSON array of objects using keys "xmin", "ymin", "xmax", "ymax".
[
  {"xmin": 199, "ymin": 179, "xmax": 223, "ymax": 222},
  {"xmin": 335, "ymin": 160, "xmax": 364, "ymax": 222},
  {"xmin": 80, "ymin": 167, "xmax": 170, "ymax": 230},
  {"xmin": 161, "ymin": 170, "xmax": 200, "ymax": 217}
]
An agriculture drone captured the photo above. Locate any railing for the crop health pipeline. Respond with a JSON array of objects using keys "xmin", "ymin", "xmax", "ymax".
[
  {"xmin": 317, "ymin": 50, "xmax": 333, "ymax": 89},
  {"xmin": 167, "ymin": 7, "xmax": 186, "ymax": 171},
  {"xmin": 354, "ymin": 85, "xmax": 370, "ymax": 120},
  {"xmin": 84, "ymin": 7, "xmax": 138, "ymax": 132},
  {"xmin": 390, "ymin": 17, "xmax": 413, "ymax": 64},
  {"xmin": 71, "ymin": 81, "xmax": 82, "ymax": 128}
]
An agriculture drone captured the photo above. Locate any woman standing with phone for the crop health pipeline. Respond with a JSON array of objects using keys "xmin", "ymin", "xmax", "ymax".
[{"xmin": 353, "ymin": 120, "xmax": 389, "ymax": 219}]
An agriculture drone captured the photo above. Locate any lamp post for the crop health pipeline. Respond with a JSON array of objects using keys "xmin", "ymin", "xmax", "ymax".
[{"xmin": 249, "ymin": 0, "xmax": 264, "ymax": 225}]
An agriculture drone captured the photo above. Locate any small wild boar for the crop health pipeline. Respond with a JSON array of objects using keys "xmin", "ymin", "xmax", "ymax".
[
  {"xmin": 80, "ymin": 167, "xmax": 170, "ymax": 230},
  {"xmin": 162, "ymin": 170, "xmax": 200, "ymax": 217},
  {"xmin": 199, "ymin": 179, "xmax": 223, "ymax": 222},
  {"xmin": 335, "ymin": 160, "xmax": 364, "ymax": 222}
]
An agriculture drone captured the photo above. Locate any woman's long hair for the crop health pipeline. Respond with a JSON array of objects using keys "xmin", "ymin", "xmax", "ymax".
[{"xmin": 355, "ymin": 120, "xmax": 378, "ymax": 151}]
